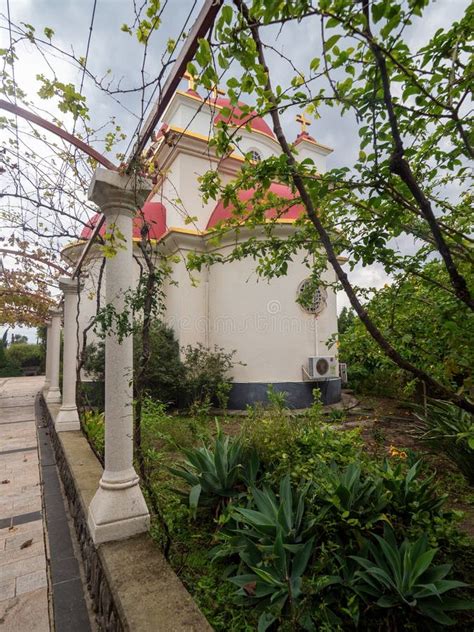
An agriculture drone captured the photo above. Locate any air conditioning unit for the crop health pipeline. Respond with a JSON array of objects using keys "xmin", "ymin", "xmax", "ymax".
[{"xmin": 307, "ymin": 356, "xmax": 338, "ymax": 380}]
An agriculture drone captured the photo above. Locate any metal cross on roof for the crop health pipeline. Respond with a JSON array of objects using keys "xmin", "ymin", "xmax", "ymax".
[
  {"xmin": 211, "ymin": 85, "xmax": 225, "ymax": 99},
  {"xmin": 183, "ymin": 71, "xmax": 196, "ymax": 92},
  {"xmin": 296, "ymin": 112, "xmax": 311, "ymax": 134}
]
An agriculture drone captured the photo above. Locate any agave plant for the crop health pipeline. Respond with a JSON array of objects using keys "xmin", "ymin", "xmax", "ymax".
[
  {"xmin": 225, "ymin": 476, "xmax": 316, "ymax": 631},
  {"xmin": 318, "ymin": 463, "xmax": 389, "ymax": 530},
  {"xmin": 414, "ymin": 399, "xmax": 474, "ymax": 484},
  {"xmin": 232, "ymin": 474, "xmax": 315, "ymax": 544},
  {"xmin": 169, "ymin": 427, "xmax": 259, "ymax": 516},
  {"xmin": 229, "ymin": 532, "xmax": 315, "ymax": 631},
  {"xmin": 382, "ymin": 459, "xmax": 446, "ymax": 521},
  {"xmin": 351, "ymin": 526, "xmax": 472, "ymax": 625}
]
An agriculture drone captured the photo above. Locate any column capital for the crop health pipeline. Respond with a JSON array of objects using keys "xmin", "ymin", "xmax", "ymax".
[
  {"xmin": 48, "ymin": 307, "xmax": 62, "ymax": 318},
  {"xmin": 58, "ymin": 276, "xmax": 80, "ymax": 294},
  {"xmin": 88, "ymin": 167, "xmax": 152, "ymax": 216}
]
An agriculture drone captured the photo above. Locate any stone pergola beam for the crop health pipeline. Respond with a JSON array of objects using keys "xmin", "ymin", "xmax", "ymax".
[
  {"xmin": 87, "ymin": 168, "xmax": 151, "ymax": 544},
  {"xmin": 56, "ymin": 277, "xmax": 80, "ymax": 431},
  {"xmin": 45, "ymin": 308, "xmax": 62, "ymax": 404}
]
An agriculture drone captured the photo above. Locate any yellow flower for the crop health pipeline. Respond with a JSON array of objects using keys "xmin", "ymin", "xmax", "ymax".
[{"xmin": 389, "ymin": 446, "xmax": 407, "ymax": 459}]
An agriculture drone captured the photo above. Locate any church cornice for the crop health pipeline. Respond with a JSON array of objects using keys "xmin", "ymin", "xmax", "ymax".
[{"xmin": 61, "ymin": 224, "xmax": 348, "ymax": 266}]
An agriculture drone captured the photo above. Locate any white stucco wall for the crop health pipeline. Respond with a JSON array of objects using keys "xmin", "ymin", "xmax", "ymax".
[
  {"xmin": 161, "ymin": 254, "xmax": 208, "ymax": 350},
  {"xmin": 207, "ymin": 248, "xmax": 337, "ymax": 383},
  {"xmin": 70, "ymin": 232, "xmax": 339, "ymax": 387}
]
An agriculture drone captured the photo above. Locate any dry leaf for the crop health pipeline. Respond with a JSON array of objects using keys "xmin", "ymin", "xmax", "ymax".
[{"xmin": 243, "ymin": 581, "xmax": 256, "ymax": 596}]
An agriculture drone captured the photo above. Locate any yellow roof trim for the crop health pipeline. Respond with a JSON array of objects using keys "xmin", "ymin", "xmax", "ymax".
[
  {"xmin": 295, "ymin": 136, "xmax": 333, "ymax": 153},
  {"xmin": 165, "ymin": 226, "xmax": 205, "ymax": 236},
  {"xmin": 165, "ymin": 125, "xmax": 245, "ymax": 163},
  {"xmin": 176, "ymin": 89, "xmax": 203, "ymax": 103},
  {"xmin": 62, "ymin": 219, "xmax": 301, "ymax": 256}
]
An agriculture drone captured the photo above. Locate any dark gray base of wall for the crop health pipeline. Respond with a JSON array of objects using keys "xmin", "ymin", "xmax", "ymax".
[
  {"xmin": 80, "ymin": 379, "xmax": 342, "ymax": 411},
  {"xmin": 228, "ymin": 379, "xmax": 342, "ymax": 409}
]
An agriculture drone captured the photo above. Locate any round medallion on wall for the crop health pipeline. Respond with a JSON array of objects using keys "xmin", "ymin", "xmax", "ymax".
[{"xmin": 297, "ymin": 279, "xmax": 327, "ymax": 315}]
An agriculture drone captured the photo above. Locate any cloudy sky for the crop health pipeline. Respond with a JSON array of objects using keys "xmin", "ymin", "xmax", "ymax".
[{"xmin": 1, "ymin": 0, "xmax": 469, "ymax": 341}]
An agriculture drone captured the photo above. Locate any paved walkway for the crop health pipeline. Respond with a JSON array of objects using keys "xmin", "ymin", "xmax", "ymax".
[{"xmin": 0, "ymin": 376, "xmax": 50, "ymax": 631}]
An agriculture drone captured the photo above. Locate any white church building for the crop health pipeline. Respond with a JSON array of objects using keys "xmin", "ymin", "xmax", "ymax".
[{"xmin": 64, "ymin": 77, "xmax": 342, "ymax": 408}]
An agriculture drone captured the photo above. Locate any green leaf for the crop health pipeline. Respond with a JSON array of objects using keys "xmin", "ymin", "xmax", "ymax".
[
  {"xmin": 222, "ymin": 5, "xmax": 233, "ymax": 25},
  {"xmin": 292, "ymin": 537, "xmax": 314, "ymax": 578},
  {"xmin": 324, "ymin": 34, "xmax": 341, "ymax": 52},
  {"xmin": 189, "ymin": 484, "xmax": 202, "ymax": 516},
  {"xmin": 411, "ymin": 548, "xmax": 437, "ymax": 583},
  {"xmin": 258, "ymin": 612, "xmax": 277, "ymax": 632},
  {"xmin": 252, "ymin": 566, "xmax": 284, "ymax": 587}
]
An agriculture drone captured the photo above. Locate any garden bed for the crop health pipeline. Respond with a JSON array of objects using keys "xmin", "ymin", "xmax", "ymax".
[{"xmin": 83, "ymin": 396, "xmax": 474, "ymax": 631}]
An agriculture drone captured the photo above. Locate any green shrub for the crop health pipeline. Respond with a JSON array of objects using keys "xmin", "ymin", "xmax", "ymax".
[
  {"xmin": 223, "ymin": 476, "xmax": 316, "ymax": 631},
  {"xmin": 241, "ymin": 402, "xmax": 363, "ymax": 482},
  {"xmin": 0, "ymin": 365, "xmax": 22, "ymax": 377},
  {"xmin": 82, "ymin": 410, "xmax": 105, "ymax": 459},
  {"xmin": 181, "ymin": 343, "xmax": 237, "ymax": 410},
  {"xmin": 83, "ymin": 321, "xmax": 185, "ymax": 406},
  {"xmin": 169, "ymin": 426, "xmax": 260, "ymax": 516},
  {"xmin": 266, "ymin": 384, "xmax": 288, "ymax": 410},
  {"xmin": 414, "ymin": 399, "xmax": 474, "ymax": 484},
  {"xmin": 350, "ymin": 526, "xmax": 472, "ymax": 625},
  {"xmin": 135, "ymin": 322, "xmax": 185, "ymax": 406},
  {"xmin": 228, "ymin": 475, "xmax": 315, "ymax": 548},
  {"xmin": 83, "ymin": 327, "xmax": 237, "ymax": 411},
  {"xmin": 316, "ymin": 463, "xmax": 389, "ymax": 532},
  {"xmin": 6, "ymin": 343, "xmax": 43, "ymax": 368},
  {"xmin": 382, "ymin": 459, "xmax": 447, "ymax": 524},
  {"xmin": 338, "ymin": 262, "xmax": 474, "ymax": 399},
  {"xmin": 0, "ymin": 342, "xmax": 21, "ymax": 377}
]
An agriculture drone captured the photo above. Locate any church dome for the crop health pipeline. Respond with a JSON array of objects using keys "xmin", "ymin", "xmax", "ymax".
[
  {"xmin": 212, "ymin": 96, "xmax": 275, "ymax": 140},
  {"xmin": 80, "ymin": 201, "xmax": 167, "ymax": 240},
  {"xmin": 206, "ymin": 182, "xmax": 304, "ymax": 229}
]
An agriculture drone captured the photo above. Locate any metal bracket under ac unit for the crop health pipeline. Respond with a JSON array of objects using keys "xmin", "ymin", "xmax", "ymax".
[{"xmin": 302, "ymin": 365, "xmax": 325, "ymax": 382}]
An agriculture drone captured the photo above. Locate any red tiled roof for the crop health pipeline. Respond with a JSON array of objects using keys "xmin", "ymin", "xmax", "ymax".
[
  {"xmin": 211, "ymin": 96, "xmax": 275, "ymax": 140},
  {"xmin": 80, "ymin": 201, "xmax": 167, "ymax": 240},
  {"xmin": 206, "ymin": 182, "xmax": 304, "ymax": 229}
]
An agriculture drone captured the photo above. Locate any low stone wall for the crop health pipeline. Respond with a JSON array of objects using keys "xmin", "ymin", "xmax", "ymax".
[{"xmin": 39, "ymin": 396, "xmax": 212, "ymax": 632}]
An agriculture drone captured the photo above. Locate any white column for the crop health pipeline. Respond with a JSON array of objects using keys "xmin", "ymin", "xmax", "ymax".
[
  {"xmin": 43, "ymin": 319, "xmax": 52, "ymax": 394},
  {"xmin": 45, "ymin": 308, "xmax": 62, "ymax": 404},
  {"xmin": 56, "ymin": 277, "xmax": 80, "ymax": 431},
  {"xmin": 87, "ymin": 167, "xmax": 151, "ymax": 544}
]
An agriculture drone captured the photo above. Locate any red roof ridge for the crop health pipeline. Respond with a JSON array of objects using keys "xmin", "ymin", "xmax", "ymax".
[
  {"xmin": 294, "ymin": 131, "xmax": 318, "ymax": 145},
  {"xmin": 208, "ymin": 96, "xmax": 276, "ymax": 140}
]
